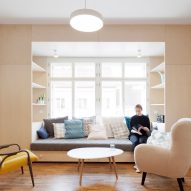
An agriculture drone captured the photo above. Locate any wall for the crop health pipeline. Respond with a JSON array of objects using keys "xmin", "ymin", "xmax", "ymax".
[
  {"xmin": 0, "ymin": 25, "xmax": 32, "ymax": 148},
  {"xmin": 0, "ymin": 24, "xmax": 191, "ymax": 148}
]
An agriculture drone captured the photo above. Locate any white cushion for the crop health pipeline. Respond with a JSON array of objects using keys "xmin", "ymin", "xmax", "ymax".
[
  {"xmin": 147, "ymin": 130, "xmax": 171, "ymax": 149},
  {"xmin": 102, "ymin": 117, "xmax": 126, "ymax": 138},
  {"xmin": 53, "ymin": 123, "xmax": 65, "ymax": 139},
  {"xmin": 110, "ymin": 123, "xmax": 129, "ymax": 139},
  {"xmin": 87, "ymin": 124, "xmax": 108, "ymax": 140}
]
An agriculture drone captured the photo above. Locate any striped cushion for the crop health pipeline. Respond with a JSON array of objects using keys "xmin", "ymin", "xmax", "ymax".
[
  {"xmin": 53, "ymin": 123, "xmax": 65, "ymax": 139},
  {"xmin": 110, "ymin": 123, "xmax": 129, "ymax": 139}
]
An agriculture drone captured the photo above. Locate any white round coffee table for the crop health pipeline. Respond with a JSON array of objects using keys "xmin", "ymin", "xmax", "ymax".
[{"xmin": 67, "ymin": 147, "xmax": 124, "ymax": 185}]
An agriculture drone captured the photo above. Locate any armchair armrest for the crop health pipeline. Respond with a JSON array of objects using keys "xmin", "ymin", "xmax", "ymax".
[
  {"xmin": 135, "ymin": 144, "xmax": 170, "ymax": 177},
  {"xmin": 0, "ymin": 144, "xmax": 21, "ymax": 151}
]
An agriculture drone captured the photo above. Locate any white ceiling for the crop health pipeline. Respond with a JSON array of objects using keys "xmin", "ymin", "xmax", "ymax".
[
  {"xmin": 32, "ymin": 42, "xmax": 165, "ymax": 57},
  {"xmin": 0, "ymin": 0, "xmax": 191, "ymax": 24}
]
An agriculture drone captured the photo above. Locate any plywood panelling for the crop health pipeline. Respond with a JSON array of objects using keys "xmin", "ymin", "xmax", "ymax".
[
  {"xmin": 0, "ymin": 25, "xmax": 32, "ymax": 148},
  {"xmin": 0, "ymin": 25, "xmax": 32, "ymax": 65},
  {"xmin": 166, "ymin": 65, "xmax": 191, "ymax": 128},
  {"xmin": 0, "ymin": 65, "xmax": 31, "ymax": 148}
]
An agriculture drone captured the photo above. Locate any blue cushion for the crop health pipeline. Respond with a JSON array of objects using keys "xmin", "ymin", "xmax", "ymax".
[
  {"xmin": 37, "ymin": 127, "xmax": 49, "ymax": 139},
  {"xmin": 64, "ymin": 120, "xmax": 84, "ymax": 139},
  {"xmin": 124, "ymin": 116, "xmax": 131, "ymax": 131}
]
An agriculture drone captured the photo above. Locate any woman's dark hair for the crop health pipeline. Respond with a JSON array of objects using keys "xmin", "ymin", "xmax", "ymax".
[{"xmin": 135, "ymin": 104, "xmax": 143, "ymax": 110}]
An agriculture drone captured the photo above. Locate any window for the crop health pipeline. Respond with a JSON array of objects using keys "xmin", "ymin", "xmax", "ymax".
[
  {"xmin": 124, "ymin": 81, "xmax": 146, "ymax": 116},
  {"xmin": 75, "ymin": 63, "xmax": 95, "ymax": 78},
  {"xmin": 51, "ymin": 81, "xmax": 72, "ymax": 118},
  {"xmin": 125, "ymin": 63, "xmax": 146, "ymax": 78},
  {"xmin": 75, "ymin": 81, "xmax": 95, "ymax": 117},
  {"xmin": 51, "ymin": 63, "xmax": 72, "ymax": 78},
  {"xmin": 49, "ymin": 61, "xmax": 147, "ymax": 118},
  {"xmin": 102, "ymin": 81, "xmax": 122, "ymax": 116},
  {"xmin": 102, "ymin": 63, "xmax": 122, "ymax": 78}
]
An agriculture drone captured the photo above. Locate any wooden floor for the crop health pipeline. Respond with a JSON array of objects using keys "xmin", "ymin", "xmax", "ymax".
[{"xmin": 0, "ymin": 163, "xmax": 191, "ymax": 191}]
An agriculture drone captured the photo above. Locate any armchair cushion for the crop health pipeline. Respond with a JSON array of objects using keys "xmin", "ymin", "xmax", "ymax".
[
  {"xmin": 0, "ymin": 156, "xmax": 2, "ymax": 163},
  {"xmin": 0, "ymin": 150, "xmax": 38, "ymax": 174}
]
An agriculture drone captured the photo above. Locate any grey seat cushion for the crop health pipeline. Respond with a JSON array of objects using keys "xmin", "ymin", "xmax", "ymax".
[{"xmin": 31, "ymin": 138, "xmax": 133, "ymax": 152}]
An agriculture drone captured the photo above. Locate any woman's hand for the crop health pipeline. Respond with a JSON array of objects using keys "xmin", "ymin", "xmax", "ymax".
[{"xmin": 138, "ymin": 126, "xmax": 150, "ymax": 132}]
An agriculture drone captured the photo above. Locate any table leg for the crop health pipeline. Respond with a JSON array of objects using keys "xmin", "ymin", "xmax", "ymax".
[
  {"xmin": 108, "ymin": 157, "xmax": 112, "ymax": 169},
  {"xmin": 77, "ymin": 159, "xmax": 81, "ymax": 171},
  {"xmin": 111, "ymin": 156, "xmax": 118, "ymax": 180},
  {"xmin": 79, "ymin": 159, "xmax": 84, "ymax": 186}
]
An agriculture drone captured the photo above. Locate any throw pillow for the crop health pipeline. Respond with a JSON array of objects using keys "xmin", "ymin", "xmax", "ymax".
[
  {"xmin": 102, "ymin": 117, "xmax": 126, "ymax": 138},
  {"xmin": 124, "ymin": 116, "xmax": 131, "ymax": 131},
  {"xmin": 53, "ymin": 123, "xmax": 65, "ymax": 139},
  {"xmin": 110, "ymin": 123, "xmax": 130, "ymax": 139},
  {"xmin": 37, "ymin": 127, "xmax": 49, "ymax": 139},
  {"xmin": 73, "ymin": 116, "xmax": 96, "ymax": 136},
  {"xmin": 87, "ymin": 124, "xmax": 108, "ymax": 140},
  {"xmin": 43, "ymin": 116, "xmax": 68, "ymax": 137},
  {"xmin": 64, "ymin": 120, "xmax": 84, "ymax": 139},
  {"xmin": 83, "ymin": 116, "xmax": 96, "ymax": 136}
]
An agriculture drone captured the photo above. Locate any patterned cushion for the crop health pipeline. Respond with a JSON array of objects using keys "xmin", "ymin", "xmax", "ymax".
[
  {"xmin": 53, "ymin": 123, "xmax": 65, "ymax": 139},
  {"xmin": 82, "ymin": 116, "xmax": 96, "ymax": 136},
  {"xmin": 73, "ymin": 116, "xmax": 96, "ymax": 136},
  {"xmin": 64, "ymin": 120, "xmax": 85, "ymax": 139},
  {"xmin": 102, "ymin": 117, "xmax": 127, "ymax": 138},
  {"xmin": 110, "ymin": 123, "xmax": 130, "ymax": 139}
]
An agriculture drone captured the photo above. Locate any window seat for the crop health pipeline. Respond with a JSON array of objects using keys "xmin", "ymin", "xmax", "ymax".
[{"xmin": 31, "ymin": 138, "xmax": 133, "ymax": 152}]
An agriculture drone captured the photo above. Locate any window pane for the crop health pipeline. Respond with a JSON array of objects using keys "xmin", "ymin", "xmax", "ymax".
[
  {"xmin": 102, "ymin": 81, "xmax": 122, "ymax": 116},
  {"xmin": 102, "ymin": 63, "xmax": 122, "ymax": 78},
  {"xmin": 51, "ymin": 63, "xmax": 72, "ymax": 78},
  {"xmin": 124, "ymin": 81, "xmax": 146, "ymax": 116},
  {"xmin": 75, "ymin": 63, "xmax": 95, "ymax": 78},
  {"xmin": 51, "ymin": 81, "xmax": 72, "ymax": 118},
  {"xmin": 125, "ymin": 63, "xmax": 146, "ymax": 78},
  {"xmin": 75, "ymin": 81, "xmax": 95, "ymax": 117}
]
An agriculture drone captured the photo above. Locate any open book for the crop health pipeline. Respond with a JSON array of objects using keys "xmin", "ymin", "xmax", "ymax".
[{"xmin": 131, "ymin": 124, "xmax": 142, "ymax": 135}]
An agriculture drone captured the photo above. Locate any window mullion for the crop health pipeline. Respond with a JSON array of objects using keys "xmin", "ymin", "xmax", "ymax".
[
  {"xmin": 72, "ymin": 62, "xmax": 75, "ymax": 118},
  {"xmin": 95, "ymin": 62, "xmax": 101, "ymax": 117}
]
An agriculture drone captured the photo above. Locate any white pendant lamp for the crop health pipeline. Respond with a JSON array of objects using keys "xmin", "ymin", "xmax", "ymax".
[{"xmin": 70, "ymin": 0, "xmax": 103, "ymax": 32}]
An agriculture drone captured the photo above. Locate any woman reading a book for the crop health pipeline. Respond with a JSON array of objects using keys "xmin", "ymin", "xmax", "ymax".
[
  {"xmin": 129, "ymin": 104, "xmax": 150, "ymax": 149},
  {"xmin": 129, "ymin": 104, "xmax": 151, "ymax": 173}
]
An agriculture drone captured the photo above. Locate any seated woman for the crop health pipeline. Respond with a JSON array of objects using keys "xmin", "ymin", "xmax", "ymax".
[{"xmin": 129, "ymin": 104, "xmax": 151, "ymax": 172}]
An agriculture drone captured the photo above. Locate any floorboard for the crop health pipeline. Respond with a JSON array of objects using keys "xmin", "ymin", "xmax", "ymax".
[{"xmin": 0, "ymin": 163, "xmax": 191, "ymax": 191}]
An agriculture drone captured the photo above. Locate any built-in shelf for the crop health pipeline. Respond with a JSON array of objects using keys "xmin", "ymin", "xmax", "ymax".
[
  {"xmin": 151, "ymin": 62, "xmax": 165, "ymax": 73},
  {"xmin": 32, "ymin": 82, "xmax": 46, "ymax": 89},
  {"xmin": 32, "ymin": 103, "xmax": 46, "ymax": 106},
  {"xmin": 150, "ymin": 104, "xmax": 165, "ymax": 106},
  {"xmin": 32, "ymin": 62, "xmax": 46, "ymax": 72},
  {"xmin": 151, "ymin": 83, "xmax": 165, "ymax": 89}
]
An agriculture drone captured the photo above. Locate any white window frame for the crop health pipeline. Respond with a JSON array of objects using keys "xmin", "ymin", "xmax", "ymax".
[{"xmin": 47, "ymin": 57, "xmax": 149, "ymax": 118}]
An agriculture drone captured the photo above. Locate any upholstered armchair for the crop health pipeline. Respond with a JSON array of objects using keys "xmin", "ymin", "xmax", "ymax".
[
  {"xmin": 135, "ymin": 118, "xmax": 191, "ymax": 191},
  {"xmin": 0, "ymin": 144, "xmax": 38, "ymax": 186}
]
